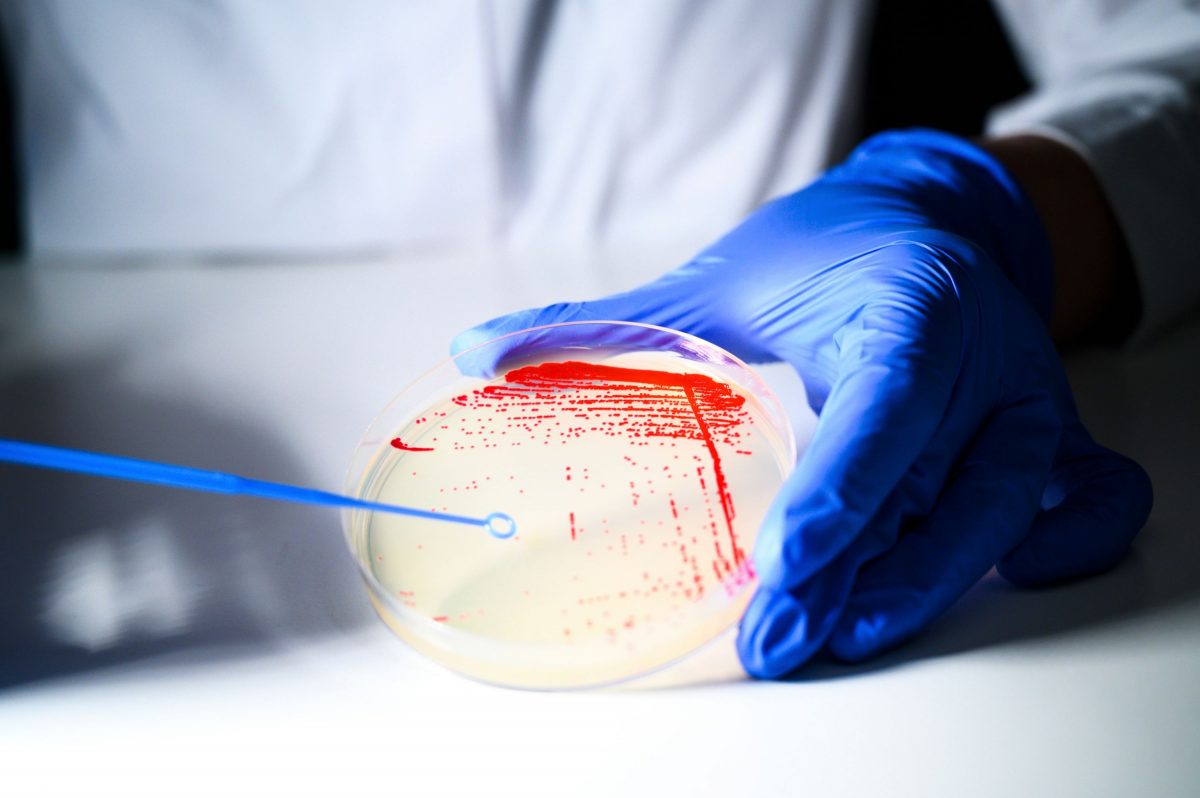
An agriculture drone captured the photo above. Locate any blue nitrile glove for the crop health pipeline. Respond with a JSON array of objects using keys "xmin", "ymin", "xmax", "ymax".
[{"xmin": 452, "ymin": 129, "xmax": 1153, "ymax": 679}]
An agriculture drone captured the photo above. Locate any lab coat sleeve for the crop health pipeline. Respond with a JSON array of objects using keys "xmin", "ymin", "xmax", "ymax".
[{"xmin": 987, "ymin": 0, "xmax": 1200, "ymax": 340}]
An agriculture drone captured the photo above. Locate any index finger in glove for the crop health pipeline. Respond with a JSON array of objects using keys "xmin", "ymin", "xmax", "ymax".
[{"xmin": 448, "ymin": 265, "xmax": 778, "ymax": 378}]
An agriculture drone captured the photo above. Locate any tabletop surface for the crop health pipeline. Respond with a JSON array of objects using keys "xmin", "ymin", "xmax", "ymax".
[{"xmin": 1, "ymin": 250, "xmax": 1197, "ymax": 797}]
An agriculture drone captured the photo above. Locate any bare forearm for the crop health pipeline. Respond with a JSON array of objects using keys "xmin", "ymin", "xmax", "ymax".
[{"xmin": 982, "ymin": 134, "xmax": 1139, "ymax": 345}]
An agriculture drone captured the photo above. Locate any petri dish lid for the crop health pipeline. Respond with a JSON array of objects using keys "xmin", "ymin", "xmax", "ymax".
[{"xmin": 342, "ymin": 321, "xmax": 796, "ymax": 689}]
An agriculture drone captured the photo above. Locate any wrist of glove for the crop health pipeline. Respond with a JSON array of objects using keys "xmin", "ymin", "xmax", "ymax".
[{"xmin": 832, "ymin": 129, "xmax": 1055, "ymax": 327}]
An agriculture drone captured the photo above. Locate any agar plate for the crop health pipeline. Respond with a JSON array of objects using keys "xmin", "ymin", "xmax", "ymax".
[{"xmin": 342, "ymin": 321, "xmax": 796, "ymax": 689}]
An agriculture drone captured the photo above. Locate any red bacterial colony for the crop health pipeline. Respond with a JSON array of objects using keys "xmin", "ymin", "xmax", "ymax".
[{"xmin": 390, "ymin": 438, "xmax": 434, "ymax": 452}]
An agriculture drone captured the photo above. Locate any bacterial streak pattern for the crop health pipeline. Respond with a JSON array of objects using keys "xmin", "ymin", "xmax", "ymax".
[{"xmin": 377, "ymin": 360, "xmax": 764, "ymax": 644}]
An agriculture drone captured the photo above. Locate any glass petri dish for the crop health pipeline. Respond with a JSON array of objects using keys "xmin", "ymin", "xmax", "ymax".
[{"xmin": 342, "ymin": 321, "xmax": 796, "ymax": 689}]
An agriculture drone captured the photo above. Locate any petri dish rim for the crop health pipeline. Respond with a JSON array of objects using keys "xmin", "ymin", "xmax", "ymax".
[{"xmin": 340, "ymin": 319, "xmax": 797, "ymax": 689}]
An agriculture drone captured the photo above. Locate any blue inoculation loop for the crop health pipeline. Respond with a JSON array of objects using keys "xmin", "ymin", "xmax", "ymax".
[
  {"xmin": 0, "ymin": 438, "xmax": 514, "ymax": 537},
  {"xmin": 483, "ymin": 512, "xmax": 517, "ymax": 539}
]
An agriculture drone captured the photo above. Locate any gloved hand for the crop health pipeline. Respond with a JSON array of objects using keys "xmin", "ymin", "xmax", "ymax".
[{"xmin": 452, "ymin": 129, "xmax": 1153, "ymax": 679}]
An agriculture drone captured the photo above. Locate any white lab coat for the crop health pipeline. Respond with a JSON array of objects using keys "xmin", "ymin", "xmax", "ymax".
[{"xmin": 2, "ymin": 0, "xmax": 1197, "ymax": 335}]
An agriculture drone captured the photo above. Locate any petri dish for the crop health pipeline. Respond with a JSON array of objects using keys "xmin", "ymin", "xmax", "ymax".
[{"xmin": 342, "ymin": 321, "xmax": 796, "ymax": 689}]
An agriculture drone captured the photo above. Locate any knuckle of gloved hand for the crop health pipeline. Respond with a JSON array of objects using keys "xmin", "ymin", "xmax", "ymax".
[
  {"xmin": 855, "ymin": 257, "xmax": 965, "ymax": 342},
  {"xmin": 856, "ymin": 241, "xmax": 963, "ymax": 300}
]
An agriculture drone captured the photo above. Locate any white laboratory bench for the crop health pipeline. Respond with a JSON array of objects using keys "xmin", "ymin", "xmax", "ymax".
[{"xmin": 1, "ymin": 250, "xmax": 1197, "ymax": 797}]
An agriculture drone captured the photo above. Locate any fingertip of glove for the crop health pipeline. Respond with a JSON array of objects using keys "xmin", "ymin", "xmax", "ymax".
[
  {"xmin": 450, "ymin": 306, "xmax": 556, "ymax": 357},
  {"xmin": 449, "ymin": 324, "xmax": 493, "ymax": 359},
  {"xmin": 449, "ymin": 303, "xmax": 586, "ymax": 377},
  {"xmin": 736, "ymin": 588, "xmax": 811, "ymax": 680}
]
